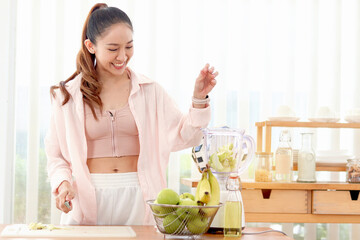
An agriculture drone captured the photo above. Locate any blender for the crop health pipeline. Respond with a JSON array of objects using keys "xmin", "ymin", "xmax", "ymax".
[{"xmin": 192, "ymin": 127, "xmax": 255, "ymax": 231}]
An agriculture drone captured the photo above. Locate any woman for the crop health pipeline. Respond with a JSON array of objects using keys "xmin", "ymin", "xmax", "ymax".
[{"xmin": 45, "ymin": 3, "xmax": 218, "ymax": 226}]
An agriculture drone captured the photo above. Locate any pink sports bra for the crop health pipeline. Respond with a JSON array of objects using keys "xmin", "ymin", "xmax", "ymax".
[{"xmin": 84, "ymin": 103, "xmax": 140, "ymax": 158}]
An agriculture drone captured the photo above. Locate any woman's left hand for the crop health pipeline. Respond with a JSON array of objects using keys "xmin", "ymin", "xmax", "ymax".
[{"xmin": 193, "ymin": 63, "xmax": 218, "ymax": 99}]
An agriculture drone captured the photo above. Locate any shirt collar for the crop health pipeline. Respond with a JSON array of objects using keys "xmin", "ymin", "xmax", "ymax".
[{"xmin": 65, "ymin": 67, "xmax": 154, "ymax": 102}]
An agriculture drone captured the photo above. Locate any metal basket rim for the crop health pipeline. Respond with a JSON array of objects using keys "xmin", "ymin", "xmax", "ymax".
[{"xmin": 146, "ymin": 199, "xmax": 223, "ymax": 208}]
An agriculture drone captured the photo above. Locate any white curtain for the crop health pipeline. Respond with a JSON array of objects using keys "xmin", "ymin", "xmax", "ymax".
[
  {"xmin": 0, "ymin": 0, "xmax": 17, "ymax": 225},
  {"xmin": 1, "ymin": 0, "xmax": 360, "ymax": 239}
]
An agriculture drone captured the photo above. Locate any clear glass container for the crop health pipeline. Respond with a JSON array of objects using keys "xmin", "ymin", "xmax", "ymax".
[
  {"xmin": 297, "ymin": 133, "xmax": 316, "ymax": 182},
  {"xmin": 201, "ymin": 128, "xmax": 255, "ymax": 174},
  {"xmin": 255, "ymin": 152, "xmax": 273, "ymax": 182},
  {"xmin": 275, "ymin": 129, "xmax": 293, "ymax": 182},
  {"xmin": 224, "ymin": 173, "xmax": 242, "ymax": 237},
  {"xmin": 347, "ymin": 158, "xmax": 360, "ymax": 183},
  {"xmin": 201, "ymin": 127, "xmax": 255, "ymax": 190}
]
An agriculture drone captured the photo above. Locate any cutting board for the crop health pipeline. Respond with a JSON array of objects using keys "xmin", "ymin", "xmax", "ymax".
[{"xmin": 1, "ymin": 224, "xmax": 136, "ymax": 238}]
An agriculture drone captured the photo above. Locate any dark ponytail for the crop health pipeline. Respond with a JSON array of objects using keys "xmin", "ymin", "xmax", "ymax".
[{"xmin": 50, "ymin": 3, "xmax": 133, "ymax": 120}]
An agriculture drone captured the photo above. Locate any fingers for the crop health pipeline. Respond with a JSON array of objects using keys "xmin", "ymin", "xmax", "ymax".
[
  {"xmin": 210, "ymin": 79, "xmax": 217, "ymax": 87},
  {"xmin": 203, "ymin": 63, "xmax": 210, "ymax": 71},
  {"xmin": 200, "ymin": 64, "xmax": 209, "ymax": 76},
  {"xmin": 201, "ymin": 63, "xmax": 211, "ymax": 73},
  {"xmin": 212, "ymin": 71, "xmax": 219, "ymax": 78},
  {"xmin": 209, "ymin": 66, "xmax": 214, "ymax": 73},
  {"xmin": 56, "ymin": 194, "xmax": 70, "ymax": 213},
  {"xmin": 55, "ymin": 186, "xmax": 75, "ymax": 213},
  {"xmin": 56, "ymin": 195, "xmax": 71, "ymax": 213},
  {"xmin": 200, "ymin": 64, "xmax": 218, "ymax": 78},
  {"xmin": 66, "ymin": 190, "xmax": 75, "ymax": 201}
]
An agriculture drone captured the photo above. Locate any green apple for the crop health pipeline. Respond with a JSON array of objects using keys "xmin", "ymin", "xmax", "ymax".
[
  {"xmin": 186, "ymin": 216, "xmax": 209, "ymax": 234},
  {"xmin": 151, "ymin": 200, "xmax": 170, "ymax": 218},
  {"xmin": 179, "ymin": 192, "xmax": 195, "ymax": 201},
  {"xmin": 151, "ymin": 200, "xmax": 162, "ymax": 213},
  {"xmin": 156, "ymin": 188, "xmax": 180, "ymax": 205},
  {"xmin": 152, "ymin": 200, "xmax": 177, "ymax": 218},
  {"xmin": 163, "ymin": 214, "xmax": 184, "ymax": 234},
  {"xmin": 176, "ymin": 198, "xmax": 199, "ymax": 220}
]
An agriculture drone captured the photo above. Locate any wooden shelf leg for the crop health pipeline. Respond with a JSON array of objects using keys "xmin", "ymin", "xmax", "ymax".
[
  {"xmin": 265, "ymin": 126, "xmax": 272, "ymax": 153},
  {"xmin": 257, "ymin": 126, "xmax": 263, "ymax": 153}
]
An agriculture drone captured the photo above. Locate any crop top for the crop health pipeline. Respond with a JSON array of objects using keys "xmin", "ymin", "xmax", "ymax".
[{"xmin": 84, "ymin": 102, "xmax": 140, "ymax": 158}]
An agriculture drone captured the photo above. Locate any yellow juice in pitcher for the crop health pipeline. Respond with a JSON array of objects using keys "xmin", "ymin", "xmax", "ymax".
[{"xmin": 224, "ymin": 201, "xmax": 242, "ymax": 237}]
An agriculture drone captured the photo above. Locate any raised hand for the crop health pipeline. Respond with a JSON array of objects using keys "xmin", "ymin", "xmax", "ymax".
[{"xmin": 193, "ymin": 63, "xmax": 218, "ymax": 99}]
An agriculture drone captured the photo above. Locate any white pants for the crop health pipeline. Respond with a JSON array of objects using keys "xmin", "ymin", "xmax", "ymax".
[{"xmin": 60, "ymin": 172, "xmax": 145, "ymax": 225}]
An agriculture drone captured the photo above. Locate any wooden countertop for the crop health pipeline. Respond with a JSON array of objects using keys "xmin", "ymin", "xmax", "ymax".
[{"xmin": 0, "ymin": 224, "xmax": 293, "ymax": 240}]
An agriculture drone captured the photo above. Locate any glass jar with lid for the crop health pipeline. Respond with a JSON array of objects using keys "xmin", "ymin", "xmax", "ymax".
[
  {"xmin": 254, "ymin": 152, "xmax": 273, "ymax": 182},
  {"xmin": 347, "ymin": 158, "xmax": 360, "ymax": 183}
]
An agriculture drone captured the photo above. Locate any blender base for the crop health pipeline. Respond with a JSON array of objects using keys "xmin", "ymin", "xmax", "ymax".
[
  {"xmin": 207, "ymin": 227, "xmax": 245, "ymax": 234},
  {"xmin": 207, "ymin": 228, "xmax": 224, "ymax": 234}
]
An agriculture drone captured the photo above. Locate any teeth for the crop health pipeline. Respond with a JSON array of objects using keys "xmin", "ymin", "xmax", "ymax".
[{"xmin": 113, "ymin": 62, "xmax": 125, "ymax": 67}]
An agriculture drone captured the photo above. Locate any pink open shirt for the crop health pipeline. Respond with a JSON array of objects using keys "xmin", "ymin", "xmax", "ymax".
[{"xmin": 45, "ymin": 68, "xmax": 211, "ymax": 225}]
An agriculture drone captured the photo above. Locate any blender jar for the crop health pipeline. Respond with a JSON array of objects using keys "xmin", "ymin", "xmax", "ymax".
[
  {"xmin": 201, "ymin": 127, "xmax": 255, "ymax": 186},
  {"xmin": 202, "ymin": 128, "xmax": 254, "ymax": 171}
]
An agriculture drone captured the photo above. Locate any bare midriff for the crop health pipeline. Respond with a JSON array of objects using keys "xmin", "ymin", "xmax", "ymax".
[{"xmin": 87, "ymin": 155, "xmax": 139, "ymax": 173}]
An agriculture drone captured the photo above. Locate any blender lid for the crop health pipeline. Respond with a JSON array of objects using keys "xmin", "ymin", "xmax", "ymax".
[{"xmin": 201, "ymin": 127, "xmax": 245, "ymax": 136}]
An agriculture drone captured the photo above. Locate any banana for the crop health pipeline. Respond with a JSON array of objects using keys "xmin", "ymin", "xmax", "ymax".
[
  {"xmin": 207, "ymin": 170, "xmax": 220, "ymax": 205},
  {"xmin": 200, "ymin": 190, "xmax": 211, "ymax": 203},
  {"xmin": 202, "ymin": 170, "xmax": 221, "ymax": 217},
  {"xmin": 196, "ymin": 170, "xmax": 211, "ymax": 203},
  {"xmin": 195, "ymin": 177, "xmax": 202, "ymax": 201}
]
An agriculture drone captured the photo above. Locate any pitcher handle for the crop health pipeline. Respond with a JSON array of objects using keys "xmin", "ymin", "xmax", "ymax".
[{"xmin": 238, "ymin": 134, "xmax": 256, "ymax": 175}]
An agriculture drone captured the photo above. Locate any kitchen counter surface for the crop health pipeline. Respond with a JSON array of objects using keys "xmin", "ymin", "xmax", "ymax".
[{"xmin": 0, "ymin": 225, "xmax": 294, "ymax": 239}]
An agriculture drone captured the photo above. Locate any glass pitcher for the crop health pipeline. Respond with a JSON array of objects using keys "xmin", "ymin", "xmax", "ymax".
[{"xmin": 201, "ymin": 127, "xmax": 255, "ymax": 187}]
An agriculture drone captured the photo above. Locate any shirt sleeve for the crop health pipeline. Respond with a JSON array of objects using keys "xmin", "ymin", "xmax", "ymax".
[
  {"xmin": 44, "ymin": 93, "xmax": 73, "ymax": 195},
  {"xmin": 155, "ymin": 83, "xmax": 211, "ymax": 152}
]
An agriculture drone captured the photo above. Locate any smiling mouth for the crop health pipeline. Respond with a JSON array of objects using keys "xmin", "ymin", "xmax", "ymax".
[{"xmin": 113, "ymin": 62, "xmax": 125, "ymax": 68}]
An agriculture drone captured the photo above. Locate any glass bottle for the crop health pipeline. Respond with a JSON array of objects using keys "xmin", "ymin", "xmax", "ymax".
[
  {"xmin": 224, "ymin": 173, "xmax": 242, "ymax": 237},
  {"xmin": 346, "ymin": 158, "xmax": 360, "ymax": 183},
  {"xmin": 255, "ymin": 152, "xmax": 273, "ymax": 182},
  {"xmin": 275, "ymin": 129, "xmax": 293, "ymax": 182},
  {"xmin": 297, "ymin": 133, "xmax": 316, "ymax": 182}
]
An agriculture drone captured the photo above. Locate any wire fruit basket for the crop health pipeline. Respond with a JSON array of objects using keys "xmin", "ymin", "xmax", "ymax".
[{"xmin": 147, "ymin": 200, "xmax": 222, "ymax": 237}]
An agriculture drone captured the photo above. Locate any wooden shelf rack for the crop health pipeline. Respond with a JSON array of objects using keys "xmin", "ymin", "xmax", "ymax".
[{"xmin": 181, "ymin": 121, "xmax": 360, "ymax": 223}]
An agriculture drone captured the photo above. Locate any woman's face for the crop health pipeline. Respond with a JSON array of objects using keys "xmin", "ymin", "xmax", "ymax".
[{"xmin": 89, "ymin": 23, "xmax": 134, "ymax": 78}]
